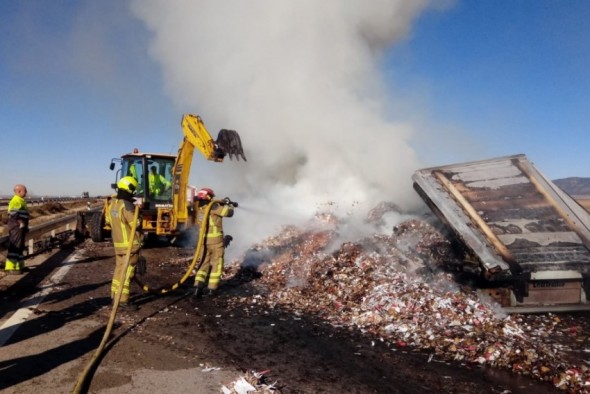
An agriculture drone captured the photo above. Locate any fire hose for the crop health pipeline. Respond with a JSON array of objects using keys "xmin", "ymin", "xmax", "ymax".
[
  {"xmin": 73, "ymin": 198, "xmax": 236, "ymax": 392},
  {"xmin": 132, "ymin": 198, "xmax": 234, "ymax": 294},
  {"xmin": 73, "ymin": 203, "xmax": 140, "ymax": 393}
]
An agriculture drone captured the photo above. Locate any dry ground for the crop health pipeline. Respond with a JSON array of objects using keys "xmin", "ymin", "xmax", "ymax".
[
  {"xmin": 1, "ymin": 202, "xmax": 584, "ymax": 393},
  {"xmin": 1, "ymin": 238, "xmax": 565, "ymax": 393}
]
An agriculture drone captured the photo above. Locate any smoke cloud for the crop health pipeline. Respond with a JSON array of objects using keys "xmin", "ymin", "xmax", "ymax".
[{"xmin": 130, "ymin": 1, "xmax": 434, "ymax": 259}]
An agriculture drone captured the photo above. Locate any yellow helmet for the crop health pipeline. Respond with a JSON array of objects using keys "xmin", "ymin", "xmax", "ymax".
[{"xmin": 117, "ymin": 176, "xmax": 138, "ymax": 194}]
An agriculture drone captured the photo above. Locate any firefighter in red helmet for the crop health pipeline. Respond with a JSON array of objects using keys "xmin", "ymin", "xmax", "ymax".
[{"xmin": 193, "ymin": 187, "xmax": 235, "ymax": 297}]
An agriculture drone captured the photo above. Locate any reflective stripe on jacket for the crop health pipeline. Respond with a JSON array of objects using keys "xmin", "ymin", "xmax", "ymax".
[
  {"xmin": 196, "ymin": 202, "xmax": 233, "ymax": 244},
  {"xmin": 108, "ymin": 198, "xmax": 141, "ymax": 253}
]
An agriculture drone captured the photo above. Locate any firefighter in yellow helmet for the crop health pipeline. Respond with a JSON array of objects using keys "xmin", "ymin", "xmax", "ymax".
[
  {"xmin": 193, "ymin": 187, "xmax": 235, "ymax": 298},
  {"xmin": 4, "ymin": 184, "xmax": 29, "ymax": 275},
  {"xmin": 106, "ymin": 176, "xmax": 142, "ymax": 310}
]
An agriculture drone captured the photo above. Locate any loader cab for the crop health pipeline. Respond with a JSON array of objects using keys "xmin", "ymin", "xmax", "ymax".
[
  {"xmin": 108, "ymin": 150, "xmax": 180, "ymax": 238},
  {"xmin": 118, "ymin": 152, "xmax": 176, "ymax": 210}
]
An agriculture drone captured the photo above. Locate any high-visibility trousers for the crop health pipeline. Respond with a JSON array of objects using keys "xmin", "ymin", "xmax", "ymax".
[
  {"xmin": 5, "ymin": 222, "xmax": 26, "ymax": 272},
  {"xmin": 194, "ymin": 242, "xmax": 224, "ymax": 290},
  {"xmin": 111, "ymin": 252, "xmax": 138, "ymax": 303}
]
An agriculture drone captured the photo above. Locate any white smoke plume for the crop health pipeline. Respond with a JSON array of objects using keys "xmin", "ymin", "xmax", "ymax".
[{"xmin": 131, "ymin": 1, "xmax": 435, "ymax": 259}]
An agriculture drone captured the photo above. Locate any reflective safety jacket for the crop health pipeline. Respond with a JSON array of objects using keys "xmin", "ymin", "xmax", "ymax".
[
  {"xmin": 106, "ymin": 198, "xmax": 141, "ymax": 254},
  {"xmin": 148, "ymin": 172, "xmax": 171, "ymax": 196},
  {"xmin": 196, "ymin": 202, "xmax": 233, "ymax": 245},
  {"xmin": 7, "ymin": 195, "xmax": 29, "ymax": 227}
]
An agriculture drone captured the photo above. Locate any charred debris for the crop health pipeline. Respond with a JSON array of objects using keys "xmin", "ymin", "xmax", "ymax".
[{"xmin": 216, "ymin": 154, "xmax": 590, "ymax": 392}]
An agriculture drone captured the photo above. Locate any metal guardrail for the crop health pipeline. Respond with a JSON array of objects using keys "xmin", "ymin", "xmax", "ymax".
[
  {"xmin": 0, "ymin": 213, "xmax": 79, "ymax": 255},
  {"xmin": 0, "ymin": 197, "xmax": 99, "ymax": 210}
]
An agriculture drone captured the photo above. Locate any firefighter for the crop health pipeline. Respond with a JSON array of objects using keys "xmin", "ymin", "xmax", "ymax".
[
  {"xmin": 193, "ymin": 187, "xmax": 234, "ymax": 298},
  {"xmin": 106, "ymin": 176, "xmax": 142, "ymax": 310},
  {"xmin": 4, "ymin": 184, "xmax": 29, "ymax": 275}
]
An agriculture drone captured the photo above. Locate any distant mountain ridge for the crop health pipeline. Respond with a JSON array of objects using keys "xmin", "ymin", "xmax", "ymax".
[{"xmin": 554, "ymin": 177, "xmax": 590, "ymax": 196}]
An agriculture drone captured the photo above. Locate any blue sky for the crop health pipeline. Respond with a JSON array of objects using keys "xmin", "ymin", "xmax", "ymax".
[
  {"xmin": 384, "ymin": 1, "xmax": 590, "ymax": 176},
  {"xmin": 0, "ymin": 1, "xmax": 178, "ymax": 198},
  {"xmin": 1, "ymin": 1, "xmax": 589, "ymax": 202}
]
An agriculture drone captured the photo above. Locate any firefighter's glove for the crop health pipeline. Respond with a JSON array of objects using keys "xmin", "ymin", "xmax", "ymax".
[
  {"xmin": 136, "ymin": 256, "xmax": 147, "ymax": 275},
  {"xmin": 223, "ymin": 235, "xmax": 233, "ymax": 248}
]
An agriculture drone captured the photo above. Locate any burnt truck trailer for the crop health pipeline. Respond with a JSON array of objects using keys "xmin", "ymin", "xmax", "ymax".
[{"xmin": 412, "ymin": 154, "xmax": 590, "ymax": 312}]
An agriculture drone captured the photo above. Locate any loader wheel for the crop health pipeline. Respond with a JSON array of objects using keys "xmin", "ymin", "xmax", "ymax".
[
  {"xmin": 75, "ymin": 212, "xmax": 87, "ymax": 241},
  {"xmin": 89, "ymin": 211, "xmax": 106, "ymax": 242},
  {"xmin": 144, "ymin": 232, "xmax": 162, "ymax": 246}
]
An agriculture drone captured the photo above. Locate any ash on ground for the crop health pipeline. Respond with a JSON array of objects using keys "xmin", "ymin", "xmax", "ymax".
[{"xmin": 222, "ymin": 202, "xmax": 590, "ymax": 393}]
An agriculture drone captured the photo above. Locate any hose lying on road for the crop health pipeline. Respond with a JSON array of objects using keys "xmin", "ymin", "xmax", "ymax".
[
  {"xmin": 73, "ymin": 200, "xmax": 220, "ymax": 392},
  {"xmin": 72, "ymin": 204, "xmax": 140, "ymax": 394}
]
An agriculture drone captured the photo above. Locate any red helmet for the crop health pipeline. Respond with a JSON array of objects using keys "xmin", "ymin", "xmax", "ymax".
[{"xmin": 196, "ymin": 187, "xmax": 215, "ymax": 200}]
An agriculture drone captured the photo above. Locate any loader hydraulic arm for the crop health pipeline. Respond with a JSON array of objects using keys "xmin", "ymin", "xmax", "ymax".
[{"xmin": 172, "ymin": 114, "xmax": 246, "ymax": 224}]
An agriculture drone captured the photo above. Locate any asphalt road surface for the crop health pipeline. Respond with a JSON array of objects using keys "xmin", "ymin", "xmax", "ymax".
[{"xmin": 0, "ymin": 238, "xmax": 563, "ymax": 394}]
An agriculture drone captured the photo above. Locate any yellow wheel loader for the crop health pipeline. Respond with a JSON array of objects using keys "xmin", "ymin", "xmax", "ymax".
[{"xmin": 82, "ymin": 114, "xmax": 246, "ymax": 243}]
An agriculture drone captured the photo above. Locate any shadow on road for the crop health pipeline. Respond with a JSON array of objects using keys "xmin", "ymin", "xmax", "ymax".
[
  {"xmin": 0, "ymin": 246, "xmax": 109, "ymax": 320},
  {"xmin": 1, "ymin": 289, "xmax": 111, "ymax": 346},
  {"xmin": 0, "ymin": 326, "xmax": 104, "ymax": 391}
]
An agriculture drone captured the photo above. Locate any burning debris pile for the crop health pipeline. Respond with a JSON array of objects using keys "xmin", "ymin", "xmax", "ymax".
[{"xmin": 226, "ymin": 206, "xmax": 590, "ymax": 393}]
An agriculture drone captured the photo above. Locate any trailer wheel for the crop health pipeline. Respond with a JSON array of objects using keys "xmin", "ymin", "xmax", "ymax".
[{"xmin": 89, "ymin": 211, "xmax": 105, "ymax": 242}]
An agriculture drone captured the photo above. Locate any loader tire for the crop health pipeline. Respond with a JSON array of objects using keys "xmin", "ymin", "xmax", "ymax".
[
  {"xmin": 75, "ymin": 212, "xmax": 87, "ymax": 241},
  {"xmin": 89, "ymin": 211, "xmax": 106, "ymax": 242}
]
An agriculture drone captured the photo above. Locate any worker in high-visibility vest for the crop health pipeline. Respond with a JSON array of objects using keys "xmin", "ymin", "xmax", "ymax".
[
  {"xmin": 193, "ymin": 187, "xmax": 234, "ymax": 298},
  {"xmin": 4, "ymin": 184, "xmax": 29, "ymax": 275},
  {"xmin": 148, "ymin": 166, "xmax": 171, "ymax": 196},
  {"xmin": 106, "ymin": 176, "xmax": 142, "ymax": 310}
]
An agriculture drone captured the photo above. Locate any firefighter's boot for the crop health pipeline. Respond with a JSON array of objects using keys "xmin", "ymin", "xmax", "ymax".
[
  {"xmin": 206, "ymin": 288, "xmax": 218, "ymax": 298},
  {"xmin": 193, "ymin": 283, "xmax": 205, "ymax": 299},
  {"xmin": 119, "ymin": 302, "xmax": 139, "ymax": 312}
]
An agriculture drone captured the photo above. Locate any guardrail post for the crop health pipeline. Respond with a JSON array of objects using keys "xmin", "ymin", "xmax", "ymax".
[{"xmin": 0, "ymin": 212, "xmax": 85, "ymax": 254}]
